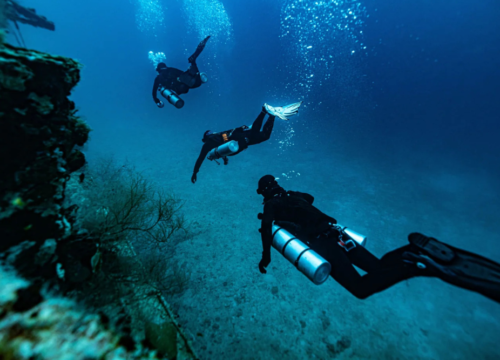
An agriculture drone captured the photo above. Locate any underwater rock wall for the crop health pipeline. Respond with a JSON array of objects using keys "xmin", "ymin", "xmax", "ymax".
[
  {"xmin": 0, "ymin": 0, "xmax": 5, "ymax": 43},
  {"xmin": 0, "ymin": 43, "xmax": 92, "ymax": 283},
  {"xmin": 0, "ymin": 44, "xmax": 198, "ymax": 359}
]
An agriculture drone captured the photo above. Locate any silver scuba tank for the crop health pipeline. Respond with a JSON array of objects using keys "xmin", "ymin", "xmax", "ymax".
[
  {"xmin": 207, "ymin": 140, "xmax": 239, "ymax": 161},
  {"xmin": 159, "ymin": 86, "xmax": 184, "ymax": 109},
  {"xmin": 199, "ymin": 72, "xmax": 208, "ymax": 83},
  {"xmin": 333, "ymin": 224, "xmax": 367, "ymax": 248},
  {"xmin": 271, "ymin": 224, "xmax": 331, "ymax": 285}
]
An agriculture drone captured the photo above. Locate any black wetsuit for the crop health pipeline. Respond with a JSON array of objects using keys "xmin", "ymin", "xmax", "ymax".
[
  {"xmin": 260, "ymin": 191, "xmax": 424, "ymax": 299},
  {"xmin": 193, "ymin": 111, "xmax": 276, "ymax": 175},
  {"xmin": 6, "ymin": 0, "xmax": 55, "ymax": 30},
  {"xmin": 152, "ymin": 37, "xmax": 209, "ymax": 105},
  {"xmin": 152, "ymin": 63, "xmax": 202, "ymax": 104}
]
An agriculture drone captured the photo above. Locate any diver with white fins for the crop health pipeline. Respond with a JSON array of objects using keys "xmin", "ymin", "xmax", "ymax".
[
  {"xmin": 191, "ymin": 102, "xmax": 302, "ymax": 184},
  {"xmin": 152, "ymin": 36, "xmax": 211, "ymax": 109},
  {"xmin": 256, "ymin": 175, "xmax": 500, "ymax": 303}
]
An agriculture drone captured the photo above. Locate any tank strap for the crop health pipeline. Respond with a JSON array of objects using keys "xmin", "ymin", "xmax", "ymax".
[
  {"xmin": 294, "ymin": 248, "xmax": 312, "ymax": 267},
  {"xmin": 338, "ymin": 239, "xmax": 357, "ymax": 252},
  {"xmin": 272, "ymin": 227, "xmax": 282, "ymax": 239},
  {"xmin": 273, "ymin": 227, "xmax": 297, "ymax": 255},
  {"xmin": 209, "ymin": 147, "xmax": 222, "ymax": 164},
  {"xmin": 325, "ymin": 224, "xmax": 357, "ymax": 252}
]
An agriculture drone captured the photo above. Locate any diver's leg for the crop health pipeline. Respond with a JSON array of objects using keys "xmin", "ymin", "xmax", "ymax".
[
  {"xmin": 247, "ymin": 113, "xmax": 275, "ymax": 146},
  {"xmin": 260, "ymin": 115, "xmax": 276, "ymax": 140},
  {"xmin": 251, "ymin": 115, "xmax": 276, "ymax": 145},
  {"xmin": 312, "ymin": 239, "xmax": 422, "ymax": 299},
  {"xmin": 250, "ymin": 111, "xmax": 267, "ymax": 135},
  {"xmin": 403, "ymin": 233, "xmax": 500, "ymax": 303},
  {"xmin": 345, "ymin": 244, "xmax": 383, "ymax": 273},
  {"xmin": 179, "ymin": 62, "xmax": 202, "ymax": 89},
  {"xmin": 318, "ymin": 241, "xmax": 372, "ymax": 299},
  {"xmin": 189, "ymin": 35, "xmax": 211, "ymax": 64},
  {"xmin": 187, "ymin": 61, "xmax": 200, "ymax": 76}
]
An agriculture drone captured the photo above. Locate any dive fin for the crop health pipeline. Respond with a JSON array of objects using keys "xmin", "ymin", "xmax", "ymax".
[
  {"xmin": 264, "ymin": 101, "xmax": 303, "ymax": 120},
  {"xmin": 404, "ymin": 233, "xmax": 500, "ymax": 303}
]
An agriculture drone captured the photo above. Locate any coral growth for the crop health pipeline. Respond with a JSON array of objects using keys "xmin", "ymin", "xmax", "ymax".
[
  {"xmin": 0, "ymin": 266, "xmax": 164, "ymax": 359},
  {"xmin": 64, "ymin": 160, "xmax": 194, "ymax": 359},
  {"xmin": 66, "ymin": 159, "xmax": 190, "ymax": 300}
]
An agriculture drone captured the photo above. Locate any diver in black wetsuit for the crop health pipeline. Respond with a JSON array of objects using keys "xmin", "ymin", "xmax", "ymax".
[
  {"xmin": 4, "ymin": 0, "xmax": 55, "ymax": 48},
  {"xmin": 152, "ymin": 36, "xmax": 210, "ymax": 108},
  {"xmin": 191, "ymin": 107, "xmax": 276, "ymax": 184},
  {"xmin": 5, "ymin": 0, "xmax": 55, "ymax": 30},
  {"xmin": 191, "ymin": 102, "xmax": 303, "ymax": 184},
  {"xmin": 256, "ymin": 175, "xmax": 500, "ymax": 302}
]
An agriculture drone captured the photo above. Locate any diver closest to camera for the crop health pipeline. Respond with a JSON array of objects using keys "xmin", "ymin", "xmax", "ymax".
[
  {"xmin": 255, "ymin": 175, "xmax": 500, "ymax": 303},
  {"xmin": 152, "ymin": 36, "xmax": 210, "ymax": 109}
]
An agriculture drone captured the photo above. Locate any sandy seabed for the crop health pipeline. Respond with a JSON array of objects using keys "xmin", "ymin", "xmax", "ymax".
[{"xmin": 87, "ymin": 115, "xmax": 500, "ymax": 360}]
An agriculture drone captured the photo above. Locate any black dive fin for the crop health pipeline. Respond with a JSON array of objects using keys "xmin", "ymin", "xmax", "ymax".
[{"xmin": 405, "ymin": 233, "xmax": 500, "ymax": 303}]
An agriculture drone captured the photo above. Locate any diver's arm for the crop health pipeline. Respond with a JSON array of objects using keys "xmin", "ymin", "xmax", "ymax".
[
  {"xmin": 259, "ymin": 202, "xmax": 276, "ymax": 273},
  {"xmin": 152, "ymin": 76, "xmax": 161, "ymax": 104},
  {"xmin": 193, "ymin": 143, "xmax": 212, "ymax": 176}
]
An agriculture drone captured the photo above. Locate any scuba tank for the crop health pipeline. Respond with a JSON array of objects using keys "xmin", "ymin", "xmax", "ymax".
[
  {"xmin": 199, "ymin": 72, "xmax": 208, "ymax": 83},
  {"xmin": 159, "ymin": 86, "xmax": 184, "ymax": 109},
  {"xmin": 271, "ymin": 224, "xmax": 331, "ymax": 285},
  {"xmin": 207, "ymin": 140, "xmax": 239, "ymax": 161},
  {"xmin": 331, "ymin": 224, "xmax": 367, "ymax": 250}
]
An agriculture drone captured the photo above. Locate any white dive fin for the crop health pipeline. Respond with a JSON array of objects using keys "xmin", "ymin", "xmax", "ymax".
[{"xmin": 264, "ymin": 101, "xmax": 303, "ymax": 120}]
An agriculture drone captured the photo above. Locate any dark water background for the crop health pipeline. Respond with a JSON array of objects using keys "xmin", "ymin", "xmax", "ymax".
[{"xmin": 7, "ymin": 0, "xmax": 500, "ymax": 357}]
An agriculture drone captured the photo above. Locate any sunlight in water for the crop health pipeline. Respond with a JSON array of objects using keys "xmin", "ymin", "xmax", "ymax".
[
  {"xmin": 134, "ymin": 0, "xmax": 165, "ymax": 33},
  {"xmin": 280, "ymin": 0, "xmax": 368, "ymax": 95},
  {"xmin": 181, "ymin": 0, "xmax": 233, "ymax": 44}
]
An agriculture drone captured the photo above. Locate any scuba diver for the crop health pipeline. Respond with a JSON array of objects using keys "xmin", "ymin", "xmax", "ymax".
[
  {"xmin": 152, "ymin": 36, "xmax": 211, "ymax": 109},
  {"xmin": 4, "ymin": 0, "xmax": 55, "ymax": 48},
  {"xmin": 256, "ymin": 175, "xmax": 500, "ymax": 303},
  {"xmin": 191, "ymin": 102, "xmax": 302, "ymax": 184}
]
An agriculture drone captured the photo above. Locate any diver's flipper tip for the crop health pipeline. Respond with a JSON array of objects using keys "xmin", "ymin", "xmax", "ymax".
[
  {"xmin": 264, "ymin": 101, "xmax": 303, "ymax": 121},
  {"xmin": 406, "ymin": 233, "xmax": 500, "ymax": 302}
]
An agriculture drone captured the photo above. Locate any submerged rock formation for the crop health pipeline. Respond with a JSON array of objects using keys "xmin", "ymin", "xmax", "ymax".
[
  {"xmin": 0, "ymin": 43, "xmax": 92, "ymax": 283},
  {"xmin": 0, "ymin": 39, "xmax": 197, "ymax": 359}
]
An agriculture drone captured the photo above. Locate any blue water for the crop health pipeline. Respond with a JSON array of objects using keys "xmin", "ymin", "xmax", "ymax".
[{"xmin": 9, "ymin": 0, "xmax": 500, "ymax": 358}]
